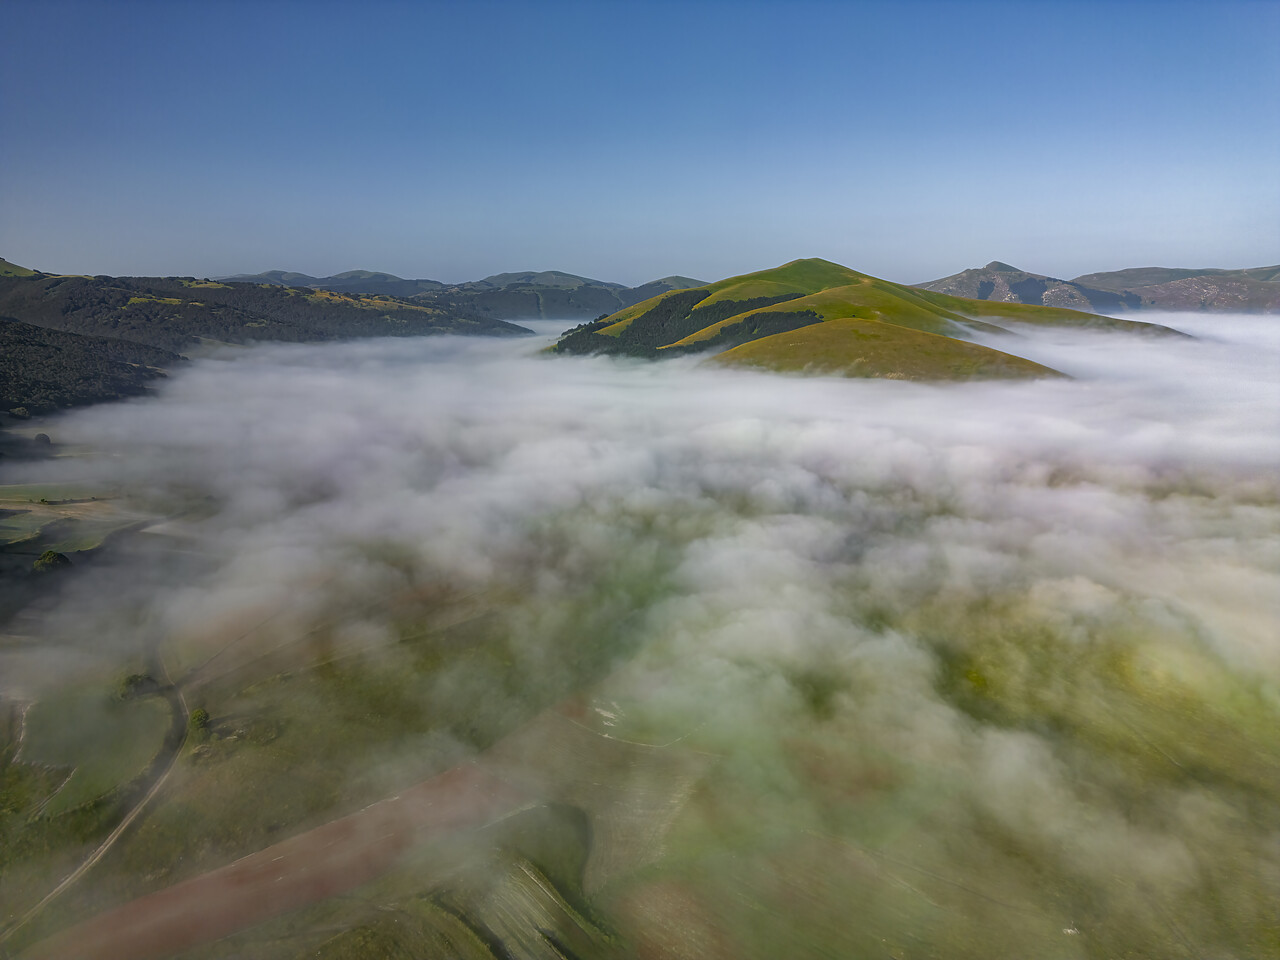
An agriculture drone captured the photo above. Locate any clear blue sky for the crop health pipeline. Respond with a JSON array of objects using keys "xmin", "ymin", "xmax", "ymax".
[{"xmin": 2, "ymin": 0, "xmax": 1277, "ymax": 285}]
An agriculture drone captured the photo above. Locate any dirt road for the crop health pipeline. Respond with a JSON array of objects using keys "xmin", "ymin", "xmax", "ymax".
[{"xmin": 19, "ymin": 763, "xmax": 532, "ymax": 960}]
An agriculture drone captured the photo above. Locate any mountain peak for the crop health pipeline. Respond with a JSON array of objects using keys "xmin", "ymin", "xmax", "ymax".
[{"xmin": 984, "ymin": 261, "xmax": 1021, "ymax": 273}]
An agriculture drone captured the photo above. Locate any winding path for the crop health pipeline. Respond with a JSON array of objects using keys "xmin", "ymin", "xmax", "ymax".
[{"xmin": 1, "ymin": 652, "xmax": 188, "ymax": 950}]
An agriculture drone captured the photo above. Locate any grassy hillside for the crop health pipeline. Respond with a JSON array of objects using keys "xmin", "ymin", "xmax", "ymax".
[
  {"xmin": 553, "ymin": 258, "xmax": 1178, "ymax": 380},
  {"xmin": 0, "ymin": 258, "xmax": 36, "ymax": 277},
  {"xmin": 714, "ymin": 317, "xmax": 1060, "ymax": 380}
]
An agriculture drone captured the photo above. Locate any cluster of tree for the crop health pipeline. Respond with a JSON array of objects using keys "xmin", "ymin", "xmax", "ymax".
[
  {"xmin": 0, "ymin": 273, "xmax": 529, "ymax": 355},
  {"xmin": 33, "ymin": 549, "xmax": 71, "ymax": 572},
  {"xmin": 552, "ymin": 292, "xmax": 807, "ymax": 358},
  {"xmin": 1, "ymin": 316, "xmax": 179, "ymax": 415},
  {"xmin": 674, "ymin": 308, "xmax": 822, "ymax": 353}
]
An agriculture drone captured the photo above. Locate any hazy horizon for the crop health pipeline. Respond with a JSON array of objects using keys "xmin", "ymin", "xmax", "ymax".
[{"xmin": 3, "ymin": 0, "xmax": 1277, "ymax": 285}]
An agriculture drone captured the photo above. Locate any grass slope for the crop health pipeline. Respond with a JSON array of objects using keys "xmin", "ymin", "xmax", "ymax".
[
  {"xmin": 713, "ymin": 317, "xmax": 1059, "ymax": 380},
  {"xmin": 554, "ymin": 258, "xmax": 1179, "ymax": 380},
  {"xmin": 1, "ymin": 258, "xmax": 36, "ymax": 277}
]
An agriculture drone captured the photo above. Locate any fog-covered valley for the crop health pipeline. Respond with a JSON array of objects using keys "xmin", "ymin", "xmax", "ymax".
[{"xmin": 2, "ymin": 314, "xmax": 1277, "ymax": 959}]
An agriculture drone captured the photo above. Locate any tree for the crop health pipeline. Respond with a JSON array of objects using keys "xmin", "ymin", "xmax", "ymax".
[
  {"xmin": 189, "ymin": 708, "xmax": 210, "ymax": 731},
  {"xmin": 118, "ymin": 673, "xmax": 159, "ymax": 699},
  {"xmin": 33, "ymin": 550, "xmax": 71, "ymax": 572}
]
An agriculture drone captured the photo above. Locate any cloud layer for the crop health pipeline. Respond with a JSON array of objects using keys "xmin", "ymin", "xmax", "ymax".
[{"xmin": 9, "ymin": 313, "xmax": 1279, "ymax": 956}]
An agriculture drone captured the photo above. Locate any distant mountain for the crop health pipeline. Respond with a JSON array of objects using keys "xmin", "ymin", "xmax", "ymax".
[
  {"xmin": 0, "ymin": 273, "xmax": 530, "ymax": 354},
  {"xmin": 917, "ymin": 261, "xmax": 1280, "ymax": 312},
  {"xmin": 914, "ymin": 262, "xmax": 1143, "ymax": 313},
  {"xmin": 1070, "ymin": 264, "xmax": 1280, "ymax": 311},
  {"xmin": 418, "ymin": 272, "xmax": 707, "ymax": 322},
  {"xmin": 553, "ymin": 258, "xmax": 1180, "ymax": 381},
  {"xmin": 2, "ymin": 316, "xmax": 180, "ymax": 415},
  {"xmin": 219, "ymin": 268, "xmax": 707, "ymax": 321},
  {"xmin": 219, "ymin": 269, "xmax": 447, "ymax": 298},
  {"xmin": 468, "ymin": 270, "xmax": 625, "ymax": 290}
]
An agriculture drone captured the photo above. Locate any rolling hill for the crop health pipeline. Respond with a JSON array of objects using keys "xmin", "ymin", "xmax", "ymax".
[
  {"xmin": 221, "ymin": 268, "xmax": 708, "ymax": 321},
  {"xmin": 552, "ymin": 258, "xmax": 1180, "ymax": 380},
  {"xmin": 918, "ymin": 261, "xmax": 1280, "ymax": 312}
]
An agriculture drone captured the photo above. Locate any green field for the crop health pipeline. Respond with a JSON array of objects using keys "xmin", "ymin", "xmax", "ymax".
[
  {"xmin": 0, "ymin": 483, "xmax": 109, "ymax": 503},
  {"xmin": 20, "ymin": 687, "xmax": 170, "ymax": 817}
]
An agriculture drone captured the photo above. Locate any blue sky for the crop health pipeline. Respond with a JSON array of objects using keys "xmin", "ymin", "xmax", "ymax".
[{"xmin": 2, "ymin": 0, "xmax": 1277, "ymax": 285}]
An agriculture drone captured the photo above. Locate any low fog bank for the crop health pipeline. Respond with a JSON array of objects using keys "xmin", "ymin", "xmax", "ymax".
[{"xmin": 6, "ymin": 314, "xmax": 1279, "ymax": 955}]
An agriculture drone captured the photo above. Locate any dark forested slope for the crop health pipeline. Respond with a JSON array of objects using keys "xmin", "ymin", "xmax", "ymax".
[
  {"xmin": 0, "ymin": 274, "xmax": 530, "ymax": 354},
  {"xmin": 1, "ymin": 317, "xmax": 180, "ymax": 414}
]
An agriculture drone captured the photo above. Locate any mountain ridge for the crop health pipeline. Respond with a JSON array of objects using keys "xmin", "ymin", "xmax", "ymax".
[
  {"xmin": 215, "ymin": 268, "xmax": 708, "ymax": 321},
  {"xmin": 917, "ymin": 261, "xmax": 1280, "ymax": 312}
]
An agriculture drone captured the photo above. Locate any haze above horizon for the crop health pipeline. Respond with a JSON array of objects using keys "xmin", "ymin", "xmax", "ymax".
[{"xmin": 2, "ymin": 0, "xmax": 1277, "ymax": 286}]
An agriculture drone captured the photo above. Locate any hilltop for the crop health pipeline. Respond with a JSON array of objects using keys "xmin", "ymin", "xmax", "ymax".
[
  {"xmin": 552, "ymin": 258, "xmax": 1180, "ymax": 381},
  {"xmin": 914, "ymin": 261, "xmax": 1142, "ymax": 313},
  {"xmin": 221, "ymin": 268, "xmax": 707, "ymax": 321},
  {"xmin": 918, "ymin": 261, "xmax": 1280, "ymax": 312},
  {"xmin": 0, "ymin": 258, "xmax": 36, "ymax": 277}
]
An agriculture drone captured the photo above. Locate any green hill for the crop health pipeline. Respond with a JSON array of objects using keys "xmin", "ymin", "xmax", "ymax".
[
  {"xmin": 552, "ymin": 258, "xmax": 1181, "ymax": 381},
  {"xmin": 0, "ymin": 258, "xmax": 36, "ymax": 277}
]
